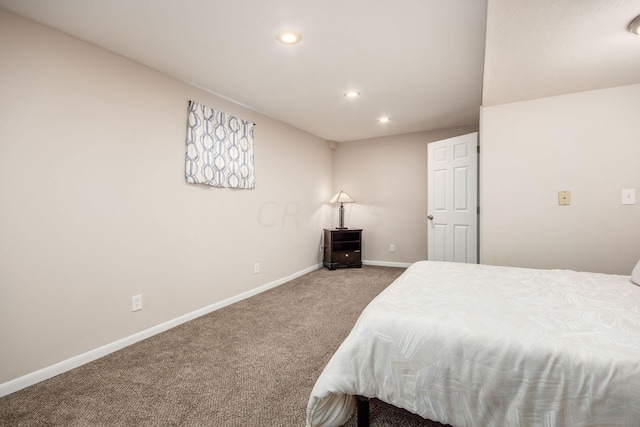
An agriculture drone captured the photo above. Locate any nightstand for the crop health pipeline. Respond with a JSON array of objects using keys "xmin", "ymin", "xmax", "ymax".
[{"xmin": 323, "ymin": 229, "xmax": 362, "ymax": 270}]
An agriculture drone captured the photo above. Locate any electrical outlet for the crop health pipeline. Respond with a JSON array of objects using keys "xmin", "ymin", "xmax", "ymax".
[
  {"xmin": 389, "ymin": 244, "xmax": 396, "ymax": 253},
  {"xmin": 132, "ymin": 294, "xmax": 142, "ymax": 312},
  {"xmin": 254, "ymin": 263, "xmax": 260, "ymax": 274}
]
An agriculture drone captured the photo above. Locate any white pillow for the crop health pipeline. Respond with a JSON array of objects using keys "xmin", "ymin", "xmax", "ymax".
[{"xmin": 631, "ymin": 260, "xmax": 640, "ymax": 286}]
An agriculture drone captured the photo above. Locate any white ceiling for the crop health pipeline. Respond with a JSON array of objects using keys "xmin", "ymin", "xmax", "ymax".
[
  {"xmin": 1, "ymin": 0, "xmax": 639, "ymax": 142},
  {"xmin": 483, "ymin": 0, "xmax": 640, "ymax": 106}
]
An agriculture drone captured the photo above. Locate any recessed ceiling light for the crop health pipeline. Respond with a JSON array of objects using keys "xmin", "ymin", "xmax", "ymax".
[
  {"xmin": 629, "ymin": 15, "xmax": 640, "ymax": 35},
  {"xmin": 276, "ymin": 30, "xmax": 302, "ymax": 45},
  {"xmin": 344, "ymin": 90, "xmax": 360, "ymax": 98},
  {"xmin": 377, "ymin": 117, "xmax": 391, "ymax": 123}
]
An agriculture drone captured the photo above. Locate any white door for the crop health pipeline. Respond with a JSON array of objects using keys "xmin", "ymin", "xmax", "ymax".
[{"xmin": 427, "ymin": 132, "xmax": 478, "ymax": 263}]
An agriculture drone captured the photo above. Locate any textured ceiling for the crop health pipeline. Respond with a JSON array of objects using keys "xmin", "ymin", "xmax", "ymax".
[
  {"xmin": 1, "ymin": 0, "xmax": 638, "ymax": 142},
  {"xmin": 483, "ymin": 0, "xmax": 640, "ymax": 106}
]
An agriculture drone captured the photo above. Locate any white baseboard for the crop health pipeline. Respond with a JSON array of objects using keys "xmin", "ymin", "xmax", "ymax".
[
  {"xmin": 363, "ymin": 260, "xmax": 412, "ymax": 268},
  {"xmin": 0, "ymin": 263, "xmax": 321, "ymax": 398}
]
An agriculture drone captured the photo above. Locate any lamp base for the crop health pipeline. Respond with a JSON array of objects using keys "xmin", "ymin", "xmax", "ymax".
[{"xmin": 337, "ymin": 204, "xmax": 347, "ymax": 230}]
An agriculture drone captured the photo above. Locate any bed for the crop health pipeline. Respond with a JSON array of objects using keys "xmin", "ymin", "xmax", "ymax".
[{"xmin": 306, "ymin": 260, "xmax": 640, "ymax": 427}]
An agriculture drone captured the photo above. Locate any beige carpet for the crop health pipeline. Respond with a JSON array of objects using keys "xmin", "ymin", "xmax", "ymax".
[{"xmin": 0, "ymin": 266, "xmax": 450, "ymax": 426}]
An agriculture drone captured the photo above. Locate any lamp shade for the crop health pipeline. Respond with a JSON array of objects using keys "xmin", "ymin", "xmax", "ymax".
[{"xmin": 329, "ymin": 191, "xmax": 355, "ymax": 204}]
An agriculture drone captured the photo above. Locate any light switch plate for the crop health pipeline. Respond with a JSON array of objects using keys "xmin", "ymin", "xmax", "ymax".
[
  {"xmin": 622, "ymin": 188, "xmax": 636, "ymax": 205},
  {"xmin": 558, "ymin": 190, "xmax": 571, "ymax": 206}
]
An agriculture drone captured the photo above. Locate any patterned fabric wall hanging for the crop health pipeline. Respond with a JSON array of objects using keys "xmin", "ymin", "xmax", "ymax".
[{"xmin": 185, "ymin": 100, "xmax": 255, "ymax": 189}]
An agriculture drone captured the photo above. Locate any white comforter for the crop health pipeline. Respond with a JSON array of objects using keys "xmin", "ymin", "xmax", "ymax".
[{"xmin": 306, "ymin": 261, "xmax": 640, "ymax": 427}]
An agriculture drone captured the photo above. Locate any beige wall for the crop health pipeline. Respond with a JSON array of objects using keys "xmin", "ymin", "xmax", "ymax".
[
  {"xmin": 481, "ymin": 84, "xmax": 640, "ymax": 274},
  {"xmin": 332, "ymin": 126, "xmax": 478, "ymax": 264},
  {"xmin": 0, "ymin": 11, "xmax": 332, "ymax": 384}
]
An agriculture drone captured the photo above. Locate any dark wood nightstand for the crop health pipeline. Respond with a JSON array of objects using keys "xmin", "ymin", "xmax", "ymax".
[{"xmin": 323, "ymin": 229, "xmax": 362, "ymax": 270}]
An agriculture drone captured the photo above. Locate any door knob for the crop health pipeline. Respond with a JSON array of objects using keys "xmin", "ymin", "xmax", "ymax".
[{"xmin": 427, "ymin": 215, "xmax": 434, "ymax": 220}]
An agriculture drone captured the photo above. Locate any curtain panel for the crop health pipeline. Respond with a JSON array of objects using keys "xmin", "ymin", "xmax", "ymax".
[{"xmin": 185, "ymin": 100, "xmax": 255, "ymax": 189}]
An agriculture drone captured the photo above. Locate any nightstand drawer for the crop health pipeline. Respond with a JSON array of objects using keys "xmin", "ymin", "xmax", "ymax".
[{"xmin": 333, "ymin": 250, "xmax": 361, "ymax": 264}]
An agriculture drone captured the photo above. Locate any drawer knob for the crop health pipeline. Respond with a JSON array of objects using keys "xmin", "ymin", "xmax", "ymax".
[{"xmin": 345, "ymin": 253, "xmax": 349, "ymax": 257}]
